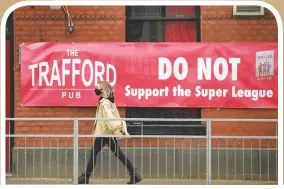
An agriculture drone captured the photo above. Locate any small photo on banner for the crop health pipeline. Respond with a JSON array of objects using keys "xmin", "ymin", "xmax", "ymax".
[{"xmin": 255, "ymin": 50, "xmax": 274, "ymax": 80}]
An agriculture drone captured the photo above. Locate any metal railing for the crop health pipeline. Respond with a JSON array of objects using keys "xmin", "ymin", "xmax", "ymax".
[{"xmin": 5, "ymin": 118, "xmax": 278, "ymax": 185}]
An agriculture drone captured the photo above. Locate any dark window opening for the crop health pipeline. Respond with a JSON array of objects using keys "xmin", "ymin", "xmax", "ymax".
[
  {"xmin": 130, "ymin": 6, "xmax": 163, "ymax": 17},
  {"xmin": 126, "ymin": 20, "xmax": 197, "ymax": 42},
  {"xmin": 126, "ymin": 107, "xmax": 201, "ymax": 125},
  {"xmin": 125, "ymin": 6, "xmax": 204, "ymax": 136},
  {"xmin": 126, "ymin": 107, "xmax": 204, "ymax": 136},
  {"xmin": 126, "ymin": 21, "xmax": 164, "ymax": 42},
  {"xmin": 126, "ymin": 6, "xmax": 200, "ymax": 42}
]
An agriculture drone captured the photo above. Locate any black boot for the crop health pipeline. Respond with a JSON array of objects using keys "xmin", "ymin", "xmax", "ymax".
[
  {"xmin": 78, "ymin": 172, "xmax": 91, "ymax": 184},
  {"xmin": 127, "ymin": 170, "xmax": 142, "ymax": 184}
]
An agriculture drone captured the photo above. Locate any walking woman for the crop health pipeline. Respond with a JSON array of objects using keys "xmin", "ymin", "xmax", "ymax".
[{"xmin": 78, "ymin": 80, "xmax": 142, "ymax": 184}]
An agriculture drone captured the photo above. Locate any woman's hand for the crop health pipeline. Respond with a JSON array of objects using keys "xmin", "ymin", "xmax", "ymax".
[{"xmin": 91, "ymin": 126, "xmax": 96, "ymax": 134}]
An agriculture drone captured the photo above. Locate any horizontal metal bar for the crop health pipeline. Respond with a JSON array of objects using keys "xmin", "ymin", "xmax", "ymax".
[
  {"xmin": 6, "ymin": 117, "xmax": 278, "ymax": 122},
  {"xmin": 7, "ymin": 134, "xmax": 204, "ymax": 139},
  {"xmin": 6, "ymin": 118, "xmax": 76, "ymax": 121},
  {"xmin": 6, "ymin": 134, "xmax": 278, "ymax": 139},
  {"xmin": 15, "ymin": 147, "xmax": 76, "ymax": 149},
  {"xmin": 211, "ymin": 136, "xmax": 278, "ymax": 139},
  {"xmin": 13, "ymin": 146, "xmax": 278, "ymax": 150},
  {"xmin": 127, "ymin": 124, "xmax": 206, "ymax": 127},
  {"xmin": 6, "ymin": 134, "xmax": 73, "ymax": 138},
  {"xmin": 79, "ymin": 135, "xmax": 207, "ymax": 139}
]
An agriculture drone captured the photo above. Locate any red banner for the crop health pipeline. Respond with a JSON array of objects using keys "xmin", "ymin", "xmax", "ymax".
[{"xmin": 20, "ymin": 42, "xmax": 278, "ymax": 108}]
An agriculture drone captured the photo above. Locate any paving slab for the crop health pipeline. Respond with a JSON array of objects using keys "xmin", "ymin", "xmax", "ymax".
[{"xmin": 6, "ymin": 178, "xmax": 277, "ymax": 185}]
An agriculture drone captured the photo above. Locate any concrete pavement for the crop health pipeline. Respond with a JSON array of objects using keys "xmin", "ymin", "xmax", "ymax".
[{"xmin": 6, "ymin": 178, "xmax": 277, "ymax": 185}]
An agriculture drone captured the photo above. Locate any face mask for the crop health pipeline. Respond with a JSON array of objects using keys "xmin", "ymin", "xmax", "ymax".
[{"xmin": 95, "ymin": 89, "xmax": 102, "ymax": 96}]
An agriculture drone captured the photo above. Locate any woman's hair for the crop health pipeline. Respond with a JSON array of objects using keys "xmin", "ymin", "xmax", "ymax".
[{"xmin": 98, "ymin": 80, "xmax": 114, "ymax": 99}]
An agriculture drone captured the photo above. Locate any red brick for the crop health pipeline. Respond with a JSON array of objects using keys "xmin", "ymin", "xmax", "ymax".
[{"xmin": 201, "ymin": 6, "xmax": 277, "ymax": 42}]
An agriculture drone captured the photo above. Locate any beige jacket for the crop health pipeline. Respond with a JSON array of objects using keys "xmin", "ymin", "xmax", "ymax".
[{"xmin": 92, "ymin": 98, "xmax": 129, "ymax": 137}]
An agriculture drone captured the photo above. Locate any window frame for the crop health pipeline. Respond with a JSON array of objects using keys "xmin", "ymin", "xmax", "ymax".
[
  {"xmin": 126, "ymin": 6, "xmax": 201, "ymax": 42},
  {"xmin": 125, "ymin": 6, "xmax": 204, "ymax": 136},
  {"xmin": 233, "ymin": 5, "xmax": 265, "ymax": 16}
]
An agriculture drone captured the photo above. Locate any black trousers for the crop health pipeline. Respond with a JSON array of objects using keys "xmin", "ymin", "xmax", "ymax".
[{"xmin": 85, "ymin": 137, "xmax": 135, "ymax": 175}]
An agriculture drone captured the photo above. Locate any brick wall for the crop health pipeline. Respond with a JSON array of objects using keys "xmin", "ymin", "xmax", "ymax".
[
  {"xmin": 201, "ymin": 6, "xmax": 278, "ymax": 42},
  {"xmin": 200, "ymin": 6, "xmax": 278, "ymax": 148},
  {"xmin": 13, "ymin": 6, "xmax": 278, "ymax": 148}
]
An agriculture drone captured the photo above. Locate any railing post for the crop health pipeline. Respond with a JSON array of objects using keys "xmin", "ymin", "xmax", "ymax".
[
  {"xmin": 206, "ymin": 120, "xmax": 212, "ymax": 185},
  {"xmin": 73, "ymin": 119, "xmax": 79, "ymax": 185}
]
